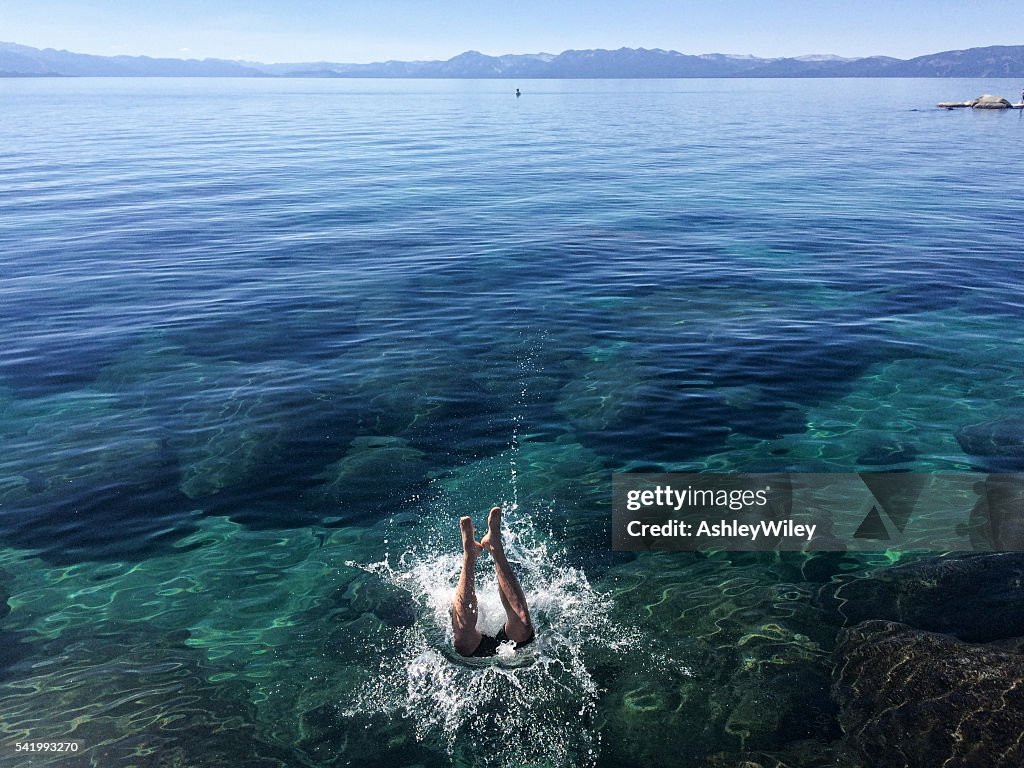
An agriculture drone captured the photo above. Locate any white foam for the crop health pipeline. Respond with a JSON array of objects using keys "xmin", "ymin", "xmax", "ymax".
[{"xmin": 347, "ymin": 506, "xmax": 620, "ymax": 767}]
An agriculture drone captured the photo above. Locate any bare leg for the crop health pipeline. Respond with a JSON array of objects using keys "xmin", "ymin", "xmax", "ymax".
[
  {"xmin": 480, "ymin": 506, "xmax": 534, "ymax": 643},
  {"xmin": 452, "ymin": 517, "xmax": 483, "ymax": 656}
]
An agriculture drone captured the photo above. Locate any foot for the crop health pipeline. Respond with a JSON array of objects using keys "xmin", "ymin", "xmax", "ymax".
[
  {"xmin": 479, "ymin": 506, "xmax": 503, "ymax": 555},
  {"xmin": 460, "ymin": 517, "xmax": 482, "ymax": 560}
]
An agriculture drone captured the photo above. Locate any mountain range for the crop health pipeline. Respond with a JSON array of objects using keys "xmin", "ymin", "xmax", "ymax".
[{"xmin": 3, "ymin": 41, "xmax": 1024, "ymax": 78}]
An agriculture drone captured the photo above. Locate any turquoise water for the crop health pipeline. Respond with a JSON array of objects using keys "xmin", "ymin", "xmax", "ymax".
[{"xmin": 1, "ymin": 77, "xmax": 1024, "ymax": 766}]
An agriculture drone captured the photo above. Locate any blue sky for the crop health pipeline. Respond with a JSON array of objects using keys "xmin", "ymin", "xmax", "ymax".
[{"xmin": 2, "ymin": 1, "xmax": 1021, "ymax": 63}]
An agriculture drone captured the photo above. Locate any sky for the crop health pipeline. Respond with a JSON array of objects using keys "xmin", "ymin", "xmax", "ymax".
[{"xmin": 1, "ymin": 1, "xmax": 1022, "ymax": 64}]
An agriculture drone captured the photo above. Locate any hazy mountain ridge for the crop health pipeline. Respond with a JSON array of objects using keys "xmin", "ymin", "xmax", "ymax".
[
  {"xmin": 2, "ymin": 41, "xmax": 1023, "ymax": 78},
  {"xmin": 0, "ymin": 42, "xmax": 262, "ymax": 76}
]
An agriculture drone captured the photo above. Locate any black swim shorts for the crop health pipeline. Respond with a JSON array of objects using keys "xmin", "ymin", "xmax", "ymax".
[{"xmin": 470, "ymin": 625, "xmax": 535, "ymax": 658}]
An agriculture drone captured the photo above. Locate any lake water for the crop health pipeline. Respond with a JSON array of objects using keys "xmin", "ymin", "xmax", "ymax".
[{"xmin": 1, "ymin": 77, "xmax": 1023, "ymax": 767}]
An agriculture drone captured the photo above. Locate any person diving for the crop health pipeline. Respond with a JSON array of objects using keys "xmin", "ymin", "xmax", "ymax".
[{"xmin": 451, "ymin": 507, "xmax": 535, "ymax": 657}]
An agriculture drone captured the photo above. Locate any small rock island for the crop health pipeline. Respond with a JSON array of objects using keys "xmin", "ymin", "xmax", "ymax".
[{"xmin": 937, "ymin": 93, "xmax": 1024, "ymax": 110}]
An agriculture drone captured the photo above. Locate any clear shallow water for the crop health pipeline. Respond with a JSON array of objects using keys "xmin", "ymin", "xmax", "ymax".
[{"xmin": 1, "ymin": 77, "xmax": 1024, "ymax": 766}]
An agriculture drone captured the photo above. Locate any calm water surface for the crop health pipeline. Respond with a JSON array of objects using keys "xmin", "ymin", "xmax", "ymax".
[{"xmin": 1, "ymin": 77, "xmax": 1023, "ymax": 767}]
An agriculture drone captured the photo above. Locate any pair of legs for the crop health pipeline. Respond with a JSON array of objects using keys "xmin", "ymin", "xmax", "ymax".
[{"xmin": 452, "ymin": 506, "xmax": 534, "ymax": 657}]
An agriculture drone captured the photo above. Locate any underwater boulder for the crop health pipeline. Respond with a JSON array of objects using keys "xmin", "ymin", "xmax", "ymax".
[
  {"xmin": 956, "ymin": 416, "xmax": 1024, "ymax": 469},
  {"xmin": 299, "ymin": 698, "xmax": 427, "ymax": 768},
  {"xmin": 599, "ymin": 669, "xmax": 721, "ymax": 768},
  {"xmin": 823, "ymin": 553, "xmax": 1024, "ymax": 642},
  {"xmin": 834, "ymin": 620, "xmax": 1024, "ymax": 768},
  {"xmin": 855, "ymin": 439, "xmax": 918, "ymax": 466},
  {"xmin": 701, "ymin": 741, "xmax": 860, "ymax": 767},
  {"xmin": 340, "ymin": 317, "xmax": 505, "ymax": 454},
  {"xmin": 0, "ymin": 389, "xmax": 192, "ymax": 562},
  {"xmin": 97, "ymin": 348, "xmax": 305, "ymax": 500},
  {"xmin": 310, "ymin": 436, "xmax": 430, "ymax": 519},
  {"xmin": 600, "ymin": 659, "xmax": 837, "ymax": 766}
]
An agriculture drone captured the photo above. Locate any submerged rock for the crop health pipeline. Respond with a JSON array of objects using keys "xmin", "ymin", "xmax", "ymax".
[
  {"xmin": 599, "ymin": 657, "xmax": 839, "ymax": 767},
  {"xmin": 98, "ymin": 347, "xmax": 308, "ymax": 500},
  {"xmin": 0, "ymin": 389, "xmax": 193, "ymax": 562},
  {"xmin": 701, "ymin": 741, "xmax": 861, "ymax": 768},
  {"xmin": 824, "ymin": 553, "xmax": 1024, "ymax": 642},
  {"xmin": 834, "ymin": 620, "xmax": 1024, "ymax": 768},
  {"xmin": 855, "ymin": 438, "xmax": 918, "ymax": 466},
  {"xmin": 956, "ymin": 416, "xmax": 1024, "ymax": 469},
  {"xmin": 299, "ymin": 700, "xmax": 427, "ymax": 768},
  {"xmin": 310, "ymin": 436, "xmax": 429, "ymax": 519}
]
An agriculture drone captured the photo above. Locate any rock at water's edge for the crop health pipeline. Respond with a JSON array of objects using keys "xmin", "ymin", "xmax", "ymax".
[
  {"xmin": 834, "ymin": 620, "xmax": 1024, "ymax": 768},
  {"xmin": 937, "ymin": 95, "xmax": 1015, "ymax": 109},
  {"xmin": 972, "ymin": 94, "xmax": 1013, "ymax": 109}
]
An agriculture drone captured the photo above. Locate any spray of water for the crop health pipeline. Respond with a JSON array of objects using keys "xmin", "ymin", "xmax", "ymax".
[
  {"xmin": 508, "ymin": 328, "xmax": 544, "ymax": 513},
  {"xmin": 347, "ymin": 507, "xmax": 626, "ymax": 767}
]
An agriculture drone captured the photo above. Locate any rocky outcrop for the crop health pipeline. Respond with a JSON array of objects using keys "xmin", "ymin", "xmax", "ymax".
[
  {"xmin": 938, "ymin": 94, "xmax": 1019, "ymax": 109},
  {"xmin": 834, "ymin": 620, "xmax": 1024, "ymax": 768},
  {"xmin": 972, "ymin": 93, "xmax": 1014, "ymax": 108}
]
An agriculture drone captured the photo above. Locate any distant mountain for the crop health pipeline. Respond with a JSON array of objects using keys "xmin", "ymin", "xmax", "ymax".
[
  {"xmin": 2, "ymin": 41, "xmax": 1023, "ymax": 78},
  {"xmin": 793, "ymin": 54, "xmax": 860, "ymax": 62},
  {"xmin": 873, "ymin": 45, "xmax": 1024, "ymax": 77},
  {"xmin": 739, "ymin": 55, "xmax": 904, "ymax": 78},
  {"xmin": 738, "ymin": 47, "xmax": 1024, "ymax": 78},
  {"xmin": 0, "ymin": 42, "xmax": 263, "ymax": 76}
]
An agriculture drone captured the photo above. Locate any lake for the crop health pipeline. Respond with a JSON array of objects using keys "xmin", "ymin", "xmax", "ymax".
[{"xmin": 1, "ymin": 76, "xmax": 1023, "ymax": 767}]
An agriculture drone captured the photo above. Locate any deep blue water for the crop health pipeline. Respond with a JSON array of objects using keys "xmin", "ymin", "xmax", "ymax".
[{"xmin": 1, "ymin": 77, "xmax": 1024, "ymax": 767}]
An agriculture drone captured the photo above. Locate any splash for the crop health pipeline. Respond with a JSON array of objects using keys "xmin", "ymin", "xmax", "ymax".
[
  {"xmin": 347, "ymin": 507, "xmax": 624, "ymax": 767},
  {"xmin": 508, "ymin": 329, "xmax": 547, "ymax": 512}
]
